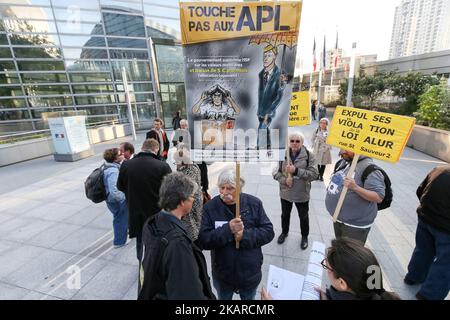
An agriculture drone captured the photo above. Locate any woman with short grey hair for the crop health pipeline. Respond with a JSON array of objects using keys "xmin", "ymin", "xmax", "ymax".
[{"xmin": 273, "ymin": 131, "xmax": 318, "ymax": 250}]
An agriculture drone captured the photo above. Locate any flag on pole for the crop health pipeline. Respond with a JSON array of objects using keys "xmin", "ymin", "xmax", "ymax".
[
  {"xmin": 312, "ymin": 37, "xmax": 317, "ymax": 72},
  {"xmin": 333, "ymin": 32, "xmax": 339, "ymax": 69},
  {"xmin": 322, "ymin": 36, "xmax": 326, "ymax": 71}
]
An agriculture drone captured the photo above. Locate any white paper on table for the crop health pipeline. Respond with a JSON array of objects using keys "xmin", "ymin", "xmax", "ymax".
[
  {"xmin": 266, "ymin": 265, "xmax": 304, "ymax": 300},
  {"xmin": 301, "ymin": 241, "xmax": 326, "ymax": 300}
]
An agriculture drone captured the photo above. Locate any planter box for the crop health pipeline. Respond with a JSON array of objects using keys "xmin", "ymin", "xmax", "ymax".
[
  {"xmin": 407, "ymin": 125, "xmax": 450, "ymax": 163},
  {"xmin": 87, "ymin": 124, "xmax": 131, "ymax": 144},
  {"xmin": 0, "ymin": 137, "xmax": 54, "ymax": 167},
  {"xmin": 0, "ymin": 124, "xmax": 133, "ymax": 167}
]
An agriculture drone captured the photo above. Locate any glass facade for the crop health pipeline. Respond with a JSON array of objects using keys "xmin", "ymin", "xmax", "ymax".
[{"xmin": 0, "ymin": 0, "xmax": 182, "ymax": 134}]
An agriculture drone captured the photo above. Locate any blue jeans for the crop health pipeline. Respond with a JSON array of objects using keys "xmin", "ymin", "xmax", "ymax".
[
  {"xmin": 405, "ymin": 219, "xmax": 450, "ymax": 300},
  {"xmin": 213, "ymin": 277, "xmax": 257, "ymax": 300},
  {"xmin": 106, "ymin": 200, "xmax": 128, "ymax": 246}
]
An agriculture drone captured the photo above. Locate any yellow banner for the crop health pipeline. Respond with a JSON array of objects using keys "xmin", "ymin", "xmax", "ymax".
[
  {"xmin": 288, "ymin": 91, "xmax": 311, "ymax": 126},
  {"xmin": 326, "ymin": 106, "xmax": 416, "ymax": 163},
  {"xmin": 180, "ymin": 1, "xmax": 302, "ymax": 45}
]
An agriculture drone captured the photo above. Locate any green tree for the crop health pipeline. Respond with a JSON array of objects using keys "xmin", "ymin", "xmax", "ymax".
[
  {"xmin": 387, "ymin": 72, "xmax": 440, "ymax": 115},
  {"xmin": 338, "ymin": 72, "xmax": 392, "ymax": 108},
  {"xmin": 414, "ymin": 81, "xmax": 450, "ymax": 130}
]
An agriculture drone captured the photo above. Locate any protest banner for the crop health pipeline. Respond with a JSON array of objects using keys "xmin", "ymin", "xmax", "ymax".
[
  {"xmin": 288, "ymin": 91, "xmax": 311, "ymax": 127},
  {"xmin": 327, "ymin": 106, "xmax": 416, "ymax": 163},
  {"xmin": 326, "ymin": 106, "xmax": 415, "ymax": 221},
  {"xmin": 180, "ymin": 1, "xmax": 302, "ymax": 162}
]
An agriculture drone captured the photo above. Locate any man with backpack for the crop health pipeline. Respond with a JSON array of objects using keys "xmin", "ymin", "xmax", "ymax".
[{"xmin": 325, "ymin": 149, "xmax": 388, "ymax": 244}]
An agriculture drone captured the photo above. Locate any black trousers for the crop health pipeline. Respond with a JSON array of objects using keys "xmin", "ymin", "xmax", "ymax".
[
  {"xmin": 281, "ymin": 199, "xmax": 309, "ymax": 237},
  {"xmin": 318, "ymin": 165, "xmax": 326, "ymax": 178},
  {"xmin": 333, "ymin": 221, "xmax": 371, "ymax": 245}
]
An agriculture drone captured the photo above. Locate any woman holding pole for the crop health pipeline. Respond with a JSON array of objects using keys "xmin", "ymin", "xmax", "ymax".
[{"xmin": 273, "ymin": 132, "xmax": 318, "ymax": 249}]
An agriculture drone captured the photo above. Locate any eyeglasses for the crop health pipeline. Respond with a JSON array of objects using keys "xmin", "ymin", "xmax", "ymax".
[
  {"xmin": 290, "ymin": 140, "xmax": 301, "ymax": 143},
  {"xmin": 321, "ymin": 258, "xmax": 333, "ymax": 272}
]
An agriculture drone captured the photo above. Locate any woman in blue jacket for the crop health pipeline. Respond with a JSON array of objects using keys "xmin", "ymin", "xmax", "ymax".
[
  {"xmin": 198, "ymin": 169, "xmax": 274, "ymax": 300},
  {"xmin": 103, "ymin": 148, "xmax": 128, "ymax": 247}
]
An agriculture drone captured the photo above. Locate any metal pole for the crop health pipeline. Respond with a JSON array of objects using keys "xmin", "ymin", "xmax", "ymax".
[
  {"xmin": 346, "ymin": 42, "xmax": 357, "ymax": 107},
  {"xmin": 122, "ymin": 67, "xmax": 137, "ymax": 141},
  {"xmin": 317, "ymin": 68, "xmax": 322, "ymax": 104}
]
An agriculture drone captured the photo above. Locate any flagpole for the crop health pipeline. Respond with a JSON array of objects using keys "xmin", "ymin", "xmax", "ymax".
[{"xmin": 330, "ymin": 69, "xmax": 334, "ymax": 87}]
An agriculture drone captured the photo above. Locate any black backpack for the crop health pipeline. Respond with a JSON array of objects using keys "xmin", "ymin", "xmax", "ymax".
[
  {"xmin": 333, "ymin": 159, "xmax": 393, "ymax": 211},
  {"xmin": 85, "ymin": 164, "xmax": 108, "ymax": 203}
]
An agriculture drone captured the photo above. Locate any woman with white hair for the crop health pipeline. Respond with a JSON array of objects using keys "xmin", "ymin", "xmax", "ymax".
[
  {"xmin": 273, "ymin": 131, "xmax": 318, "ymax": 250},
  {"xmin": 312, "ymin": 118, "xmax": 332, "ymax": 181},
  {"xmin": 173, "ymin": 143, "xmax": 203, "ymax": 243},
  {"xmin": 198, "ymin": 169, "xmax": 274, "ymax": 300}
]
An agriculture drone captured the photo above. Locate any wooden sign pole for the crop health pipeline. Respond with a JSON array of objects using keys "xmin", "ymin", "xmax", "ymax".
[
  {"xmin": 235, "ymin": 161, "xmax": 241, "ymax": 249},
  {"xmin": 332, "ymin": 154, "xmax": 360, "ymax": 222},
  {"xmin": 285, "ymin": 134, "xmax": 292, "ymax": 179}
]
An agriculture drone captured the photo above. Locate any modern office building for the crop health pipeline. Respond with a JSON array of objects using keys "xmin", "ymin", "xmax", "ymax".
[
  {"xmin": 389, "ymin": 0, "xmax": 450, "ymax": 59},
  {"xmin": 0, "ymin": 0, "xmax": 184, "ymax": 134}
]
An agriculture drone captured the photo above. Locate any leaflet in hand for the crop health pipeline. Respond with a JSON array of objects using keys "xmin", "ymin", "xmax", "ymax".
[{"xmin": 266, "ymin": 241, "xmax": 326, "ymax": 300}]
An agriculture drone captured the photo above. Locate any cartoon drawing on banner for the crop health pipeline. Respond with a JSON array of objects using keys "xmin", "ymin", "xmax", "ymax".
[{"xmin": 192, "ymin": 84, "xmax": 241, "ymax": 147}]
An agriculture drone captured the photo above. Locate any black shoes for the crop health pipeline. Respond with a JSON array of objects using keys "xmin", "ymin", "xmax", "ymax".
[
  {"xmin": 404, "ymin": 277, "xmax": 417, "ymax": 286},
  {"xmin": 277, "ymin": 233, "xmax": 288, "ymax": 244},
  {"xmin": 300, "ymin": 237, "xmax": 308, "ymax": 250}
]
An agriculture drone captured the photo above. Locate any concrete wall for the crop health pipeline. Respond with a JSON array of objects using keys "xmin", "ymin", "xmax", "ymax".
[
  {"xmin": 0, "ymin": 124, "xmax": 132, "ymax": 167},
  {"xmin": 0, "ymin": 138, "xmax": 54, "ymax": 167},
  {"xmin": 406, "ymin": 125, "xmax": 450, "ymax": 163}
]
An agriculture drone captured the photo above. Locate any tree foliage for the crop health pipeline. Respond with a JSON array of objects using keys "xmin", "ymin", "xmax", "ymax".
[{"xmin": 414, "ymin": 81, "xmax": 450, "ymax": 130}]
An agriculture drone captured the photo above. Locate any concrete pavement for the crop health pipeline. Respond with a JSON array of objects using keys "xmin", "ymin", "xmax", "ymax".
[{"xmin": 0, "ymin": 122, "xmax": 448, "ymax": 300}]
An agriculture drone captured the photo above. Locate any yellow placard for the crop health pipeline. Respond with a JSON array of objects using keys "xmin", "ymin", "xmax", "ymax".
[
  {"xmin": 326, "ymin": 106, "xmax": 416, "ymax": 163},
  {"xmin": 288, "ymin": 91, "xmax": 311, "ymax": 126},
  {"xmin": 180, "ymin": 1, "xmax": 302, "ymax": 45}
]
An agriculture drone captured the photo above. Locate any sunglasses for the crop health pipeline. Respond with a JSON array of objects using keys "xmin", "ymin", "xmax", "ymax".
[
  {"xmin": 290, "ymin": 140, "xmax": 301, "ymax": 143},
  {"xmin": 321, "ymin": 258, "xmax": 333, "ymax": 272}
]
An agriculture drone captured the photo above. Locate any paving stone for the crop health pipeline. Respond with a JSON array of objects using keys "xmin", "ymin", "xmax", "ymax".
[
  {"xmin": 27, "ymin": 223, "xmax": 82, "ymax": 249},
  {"xmin": 72, "ymin": 263, "xmax": 137, "ymax": 300}
]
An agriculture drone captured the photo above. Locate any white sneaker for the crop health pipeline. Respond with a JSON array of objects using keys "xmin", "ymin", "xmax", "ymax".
[{"xmin": 114, "ymin": 239, "xmax": 130, "ymax": 249}]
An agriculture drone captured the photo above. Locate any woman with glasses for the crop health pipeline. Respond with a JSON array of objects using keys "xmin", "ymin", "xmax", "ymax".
[
  {"xmin": 316, "ymin": 237, "xmax": 400, "ymax": 300},
  {"xmin": 273, "ymin": 132, "xmax": 318, "ymax": 250},
  {"xmin": 262, "ymin": 237, "xmax": 400, "ymax": 300},
  {"xmin": 312, "ymin": 118, "xmax": 332, "ymax": 181}
]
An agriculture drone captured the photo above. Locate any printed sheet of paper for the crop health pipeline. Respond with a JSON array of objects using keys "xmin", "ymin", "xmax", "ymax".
[
  {"xmin": 266, "ymin": 265, "xmax": 304, "ymax": 300},
  {"xmin": 301, "ymin": 241, "xmax": 326, "ymax": 300}
]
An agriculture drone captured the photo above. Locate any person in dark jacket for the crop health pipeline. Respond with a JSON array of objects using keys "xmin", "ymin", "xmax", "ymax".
[
  {"xmin": 117, "ymin": 138, "xmax": 172, "ymax": 262},
  {"xmin": 198, "ymin": 169, "xmax": 274, "ymax": 300},
  {"xmin": 261, "ymin": 237, "xmax": 399, "ymax": 300},
  {"xmin": 172, "ymin": 110, "xmax": 181, "ymax": 130},
  {"xmin": 404, "ymin": 165, "xmax": 450, "ymax": 300},
  {"xmin": 138, "ymin": 172, "xmax": 215, "ymax": 300},
  {"xmin": 146, "ymin": 118, "xmax": 170, "ymax": 160}
]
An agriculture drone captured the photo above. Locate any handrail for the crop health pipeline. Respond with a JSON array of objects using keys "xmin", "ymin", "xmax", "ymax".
[{"xmin": 0, "ymin": 118, "xmax": 133, "ymax": 142}]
